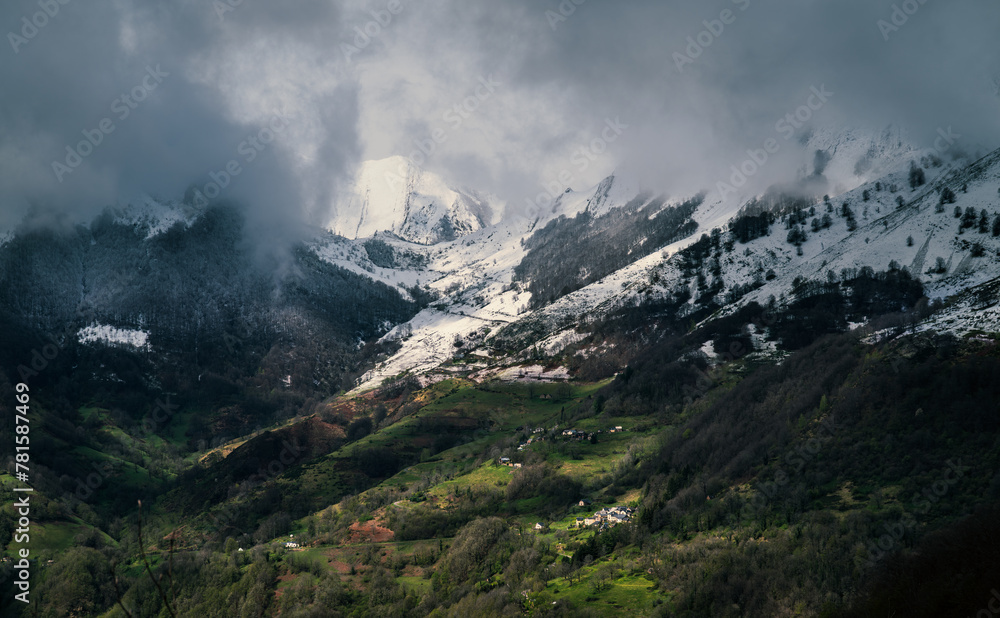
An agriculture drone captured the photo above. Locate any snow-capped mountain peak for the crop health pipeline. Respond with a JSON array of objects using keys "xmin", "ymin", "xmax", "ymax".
[
  {"xmin": 326, "ymin": 157, "xmax": 502, "ymax": 245},
  {"xmin": 343, "ymin": 136, "xmax": 1000, "ymax": 392}
]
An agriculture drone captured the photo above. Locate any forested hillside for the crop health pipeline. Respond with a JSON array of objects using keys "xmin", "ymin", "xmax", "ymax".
[{"xmin": 4, "ymin": 262, "xmax": 998, "ymax": 616}]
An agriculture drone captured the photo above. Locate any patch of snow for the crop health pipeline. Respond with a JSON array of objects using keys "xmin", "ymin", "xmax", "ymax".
[
  {"xmin": 113, "ymin": 196, "xmax": 201, "ymax": 239},
  {"xmin": 917, "ymin": 276, "xmax": 1000, "ymax": 337},
  {"xmin": 538, "ymin": 329, "xmax": 587, "ymax": 356},
  {"xmin": 351, "ymin": 308, "xmax": 497, "ymax": 392},
  {"xmin": 78, "ymin": 324, "xmax": 150, "ymax": 350},
  {"xmin": 490, "ymin": 365, "xmax": 570, "ymax": 382},
  {"xmin": 310, "ymin": 233, "xmax": 438, "ymax": 301}
]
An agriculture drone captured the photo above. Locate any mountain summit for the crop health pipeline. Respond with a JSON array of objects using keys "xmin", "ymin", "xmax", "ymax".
[{"xmin": 325, "ymin": 157, "xmax": 502, "ymax": 245}]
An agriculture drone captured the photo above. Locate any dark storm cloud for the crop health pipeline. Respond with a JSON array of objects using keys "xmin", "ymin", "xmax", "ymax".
[
  {"xmin": 0, "ymin": 0, "xmax": 358, "ymax": 234},
  {"xmin": 2, "ymin": 0, "xmax": 999, "ymax": 232},
  {"xmin": 374, "ymin": 0, "xmax": 1000, "ymax": 204}
]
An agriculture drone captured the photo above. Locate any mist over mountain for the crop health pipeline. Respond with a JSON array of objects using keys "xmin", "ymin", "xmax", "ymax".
[
  {"xmin": 3, "ymin": 0, "xmax": 999, "ymax": 236},
  {"xmin": 4, "ymin": 2, "xmax": 1000, "ymax": 617}
]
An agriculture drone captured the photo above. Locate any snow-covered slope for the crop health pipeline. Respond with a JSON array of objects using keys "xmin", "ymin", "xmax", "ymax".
[
  {"xmin": 734, "ymin": 148, "xmax": 1000, "ymax": 307},
  {"xmin": 325, "ymin": 157, "xmax": 503, "ymax": 245},
  {"xmin": 343, "ymin": 172, "xmax": 690, "ymax": 391},
  {"xmin": 694, "ymin": 125, "xmax": 939, "ymax": 233},
  {"xmin": 327, "ymin": 133, "xmax": 998, "ymax": 394},
  {"xmin": 111, "ymin": 196, "xmax": 202, "ymax": 239},
  {"xmin": 30, "ymin": 129, "xmax": 991, "ymax": 396}
]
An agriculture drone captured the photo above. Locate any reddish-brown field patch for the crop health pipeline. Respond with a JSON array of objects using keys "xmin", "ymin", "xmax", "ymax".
[{"xmin": 348, "ymin": 520, "xmax": 394, "ymax": 543}]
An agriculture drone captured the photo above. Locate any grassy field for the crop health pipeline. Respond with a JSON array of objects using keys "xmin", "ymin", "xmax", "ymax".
[
  {"xmin": 426, "ymin": 461, "xmax": 513, "ymax": 502},
  {"xmin": 283, "ymin": 379, "xmax": 616, "ymax": 514},
  {"xmin": 541, "ymin": 562, "xmax": 668, "ymax": 615},
  {"xmin": 3, "ymin": 521, "xmax": 95, "ymax": 560}
]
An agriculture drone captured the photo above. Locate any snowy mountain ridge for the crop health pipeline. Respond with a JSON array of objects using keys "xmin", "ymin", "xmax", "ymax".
[
  {"xmin": 31, "ymin": 126, "xmax": 997, "ymax": 395},
  {"xmin": 339, "ymin": 130, "xmax": 998, "ymax": 392},
  {"xmin": 324, "ymin": 157, "xmax": 503, "ymax": 245}
]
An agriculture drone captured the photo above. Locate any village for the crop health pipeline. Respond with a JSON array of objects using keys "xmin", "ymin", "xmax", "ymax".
[
  {"xmin": 498, "ymin": 424, "xmax": 627, "ymax": 460},
  {"xmin": 574, "ymin": 503, "xmax": 634, "ymax": 530},
  {"xmin": 496, "ymin": 425, "xmax": 634, "ymax": 532},
  {"xmin": 531, "ymin": 501, "xmax": 634, "ymax": 532}
]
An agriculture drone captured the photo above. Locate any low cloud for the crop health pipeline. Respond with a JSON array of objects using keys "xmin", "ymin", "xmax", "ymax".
[{"xmin": 2, "ymin": 0, "xmax": 998, "ymax": 232}]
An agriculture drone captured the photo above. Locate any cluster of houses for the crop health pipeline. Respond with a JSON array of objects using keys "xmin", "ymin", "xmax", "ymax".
[
  {"xmin": 517, "ymin": 434, "xmax": 546, "ymax": 451},
  {"xmin": 576, "ymin": 503, "xmax": 633, "ymax": 529},
  {"xmin": 560, "ymin": 427, "xmax": 623, "ymax": 440},
  {"xmin": 514, "ymin": 425, "xmax": 625, "ymax": 440},
  {"xmin": 500, "ymin": 425, "xmax": 630, "ymax": 465},
  {"xmin": 561, "ymin": 426, "xmax": 624, "ymax": 440},
  {"xmin": 514, "ymin": 426, "xmax": 545, "ymax": 434},
  {"xmin": 505, "ymin": 427, "xmax": 548, "ymax": 454}
]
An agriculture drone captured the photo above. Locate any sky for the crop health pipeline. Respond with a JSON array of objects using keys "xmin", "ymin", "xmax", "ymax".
[{"xmin": 1, "ymin": 0, "xmax": 999, "ymax": 234}]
